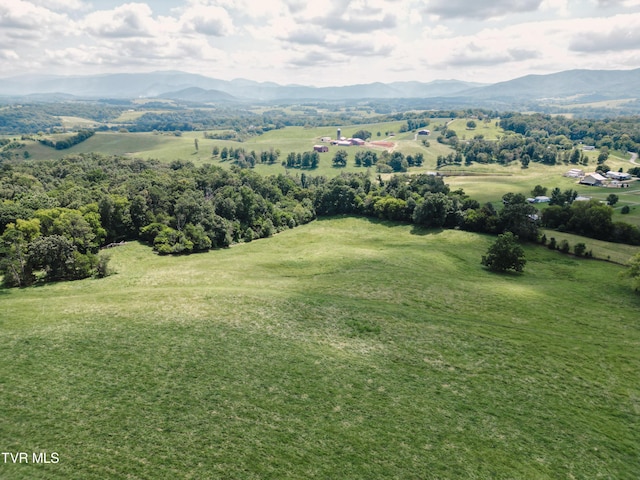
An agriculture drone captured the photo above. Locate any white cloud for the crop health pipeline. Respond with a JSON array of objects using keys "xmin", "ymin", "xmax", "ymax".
[
  {"xmin": 540, "ymin": 0, "xmax": 570, "ymax": 16},
  {"xmin": 334, "ymin": 31, "xmax": 398, "ymax": 57},
  {"xmin": 0, "ymin": 0, "xmax": 73, "ymax": 32},
  {"xmin": 180, "ymin": 5, "xmax": 235, "ymax": 36},
  {"xmin": 446, "ymin": 47, "xmax": 539, "ymax": 67},
  {"xmin": 292, "ymin": 0, "xmax": 401, "ymax": 33},
  {"xmin": 0, "ymin": 0, "xmax": 638, "ymax": 85},
  {"xmin": 424, "ymin": 0, "xmax": 543, "ymax": 20},
  {"xmin": 289, "ymin": 49, "xmax": 341, "ymax": 67},
  {"xmin": 45, "ymin": 46, "xmax": 103, "ymax": 67},
  {"xmin": 0, "ymin": 49, "xmax": 19, "ymax": 60},
  {"xmin": 408, "ymin": 8, "xmax": 423, "ymax": 25},
  {"xmin": 221, "ymin": 0, "xmax": 287, "ymax": 19},
  {"xmin": 28, "ymin": 0, "xmax": 84, "ymax": 11},
  {"xmin": 422, "ymin": 25, "xmax": 454, "ymax": 39},
  {"xmin": 285, "ymin": 28, "xmax": 327, "ymax": 46},
  {"xmin": 83, "ymin": 3, "xmax": 159, "ymax": 38},
  {"xmin": 595, "ymin": 0, "xmax": 640, "ymax": 7},
  {"xmin": 569, "ymin": 13, "xmax": 640, "ymax": 52},
  {"xmin": 45, "ymin": 36, "xmax": 228, "ymax": 70},
  {"xmin": 312, "ymin": 13, "xmax": 397, "ymax": 33}
]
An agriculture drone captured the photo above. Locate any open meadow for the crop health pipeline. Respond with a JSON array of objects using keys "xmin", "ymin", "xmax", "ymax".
[{"xmin": 1, "ymin": 217, "xmax": 639, "ymax": 479}]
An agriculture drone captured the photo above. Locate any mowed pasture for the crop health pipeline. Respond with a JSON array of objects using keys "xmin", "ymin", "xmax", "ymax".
[
  {"xmin": 1, "ymin": 217, "xmax": 639, "ymax": 479},
  {"xmin": 539, "ymin": 228, "xmax": 640, "ymax": 264},
  {"xmin": 446, "ymin": 118, "xmax": 504, "ymax": 140}
]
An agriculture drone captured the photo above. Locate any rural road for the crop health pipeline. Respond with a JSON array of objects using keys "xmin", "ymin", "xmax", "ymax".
[{"xmin": 630, "ymin": 152, "xmax": 639, "ymax": 165}]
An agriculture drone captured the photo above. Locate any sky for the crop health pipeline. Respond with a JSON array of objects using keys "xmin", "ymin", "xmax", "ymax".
[{"xmin": 1, "ymin": 0, "xmax": 639, "ymax": 86}]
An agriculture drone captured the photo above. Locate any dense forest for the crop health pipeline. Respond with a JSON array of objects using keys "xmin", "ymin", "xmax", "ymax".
[{"xmin": 2, "ymin": 151, "xmax": 639, "ymax": 288}]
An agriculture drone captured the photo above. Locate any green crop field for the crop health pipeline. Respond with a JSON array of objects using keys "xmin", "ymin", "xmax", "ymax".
[{"xmin": 1, "ymin": 217, "xmax": 639, "ymax": 479}]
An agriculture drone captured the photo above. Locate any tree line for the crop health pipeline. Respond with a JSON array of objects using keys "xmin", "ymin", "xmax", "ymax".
[
  {"xmin": 2, "ymin": 153, "xmax": 639, "ymax": 289},
  {"xmin": 499, "ymin": 113, "xmax": 639, "ymax": 152},
  {"xmin": 38, "ymin": 129, "xmax": 95, "ymax": 150}
]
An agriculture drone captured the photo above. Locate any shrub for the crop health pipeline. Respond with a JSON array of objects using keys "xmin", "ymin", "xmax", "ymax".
[
  {"xmin": 574, "ymin": 242, "xmax": 587, "ymax": 256},
  {"xmin": 95, "ymin": 252, "xmax": 113, "ymax": 278}
]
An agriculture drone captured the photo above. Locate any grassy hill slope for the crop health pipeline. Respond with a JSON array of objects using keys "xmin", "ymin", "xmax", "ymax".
[{"xmin": 1, "ymin": 217, "xmax": 638, "ymax": 479}]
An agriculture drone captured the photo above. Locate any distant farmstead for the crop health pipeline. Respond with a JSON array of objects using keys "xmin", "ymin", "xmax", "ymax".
[
  {"xmin": 313, "ymin": 145, "xmax": 329, "ymax": 153},
  {"xmin": 606, "ymin": 171, "xmax": 632, "ymax": 181},
  {"xmin": 527, "ymin": 196, "xmax": 551, "ymax": 204},
  {"xmin": 580, "ymin": 173, "xmax": 606, "ymax": 186},
  {"xmin": 565, "ymin": 168, "xmax": 585, "ymax": 178}
]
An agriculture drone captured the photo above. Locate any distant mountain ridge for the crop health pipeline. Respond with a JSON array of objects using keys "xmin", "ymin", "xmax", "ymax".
[
  {"xmin": 456, "ymin": 68, "xmax": 640, "ymax": 101},
  {"xmin": 157, "ymin": 87, "xmax": 236, "ymax": 103},
  {"xmin": 0, "ymin": 68, "xmax": 638, "ymax": 104},
  {"xmin": 0, "ymin": 70, "xmax": 484, "ymax": 100}
]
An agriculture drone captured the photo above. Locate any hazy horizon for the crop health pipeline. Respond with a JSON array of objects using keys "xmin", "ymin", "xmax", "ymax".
[{"xmin": 1, "ymin": 1, "xmax": 639, "ymax": 87}]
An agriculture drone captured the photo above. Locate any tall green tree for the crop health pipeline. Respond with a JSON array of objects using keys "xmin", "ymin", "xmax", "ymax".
[
  {"xmin": 481, "ymin": 232, "xmax": 526, "ymax": 273},
  {"xmin": 567, "ymin": 200, "xmax": 613, "ymax": 240},
  {"xmin": 499, "ymin": 193, "xmax": 539, "ymax": 241},
  {"xmin": 623, "ymin": 253, "xmax": 640, "ymax": 291},
  {"xmin": 0, "ymin": 224, "xmax": 35, "ymax": 287},
  {"xmin": 412, "ymin": 192, "xmax": 456, "ymax": 228},
  {"xmin": 352, "ymin": 130, "xmax": 372, "ymax": 140},
  {"xmin": 531, "ymin": 185, "xmax": 547, "ymax": 197},
  {"xmin": 332, "ymin": 150, "xmax": 348, "ymax": 167},
  {"xmin": 27, "ymin": 234, "xmax": 77, "ymax": 281}
]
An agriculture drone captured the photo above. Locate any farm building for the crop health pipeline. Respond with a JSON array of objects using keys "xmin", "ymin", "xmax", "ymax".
[
  {"xmin": 527, "ymin": 196, "xmax": 551, "ymax": 203},
  {"xmin": 349, "ymin": 138, "xmax": 365, "ymax": 146},
  {"xmin": 582, "ymin": 145, "xmax": 596, "ymax": 151},
  {"xmin": 320, "ymin": 136, "xmax": 331, "ymax": 142},
  {"xmin": 580, "ymin": 173, "xmax": 606, "ymax": 186},
  {"xmin": 418, "ymin": 129, "xmax": 431, "ymax": 135},
  {"xmin": 313, "ymin": 145, "xmax": 329, "ymax": 153},
  {"xmin": 565, "ymin": 168, "xmax": 585, "ymax": 178},
  {"xmin": 606, "ymin": 171, "xmax": 632, "ymax": 181},
  {"xmin": 336, "ymin": 140, "xmax": 352, "ymax": 147}
]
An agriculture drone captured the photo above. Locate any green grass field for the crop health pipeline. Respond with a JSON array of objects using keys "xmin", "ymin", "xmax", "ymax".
[
  {"xmin": 1, "ymin": 217, "xmax": 639, "ymax": 479},
  {"xmin": 446, "ymin": 118, "xmax": 504, "ymax": 140},
  {"xmin": 539, "ymin": 228, "xmax": 640, "ymax": 264}
]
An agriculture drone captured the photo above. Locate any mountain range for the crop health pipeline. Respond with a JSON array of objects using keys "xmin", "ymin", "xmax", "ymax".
[{"xmin": 0, "ymin": 68, "xmax": 638, "ymax": 105}]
